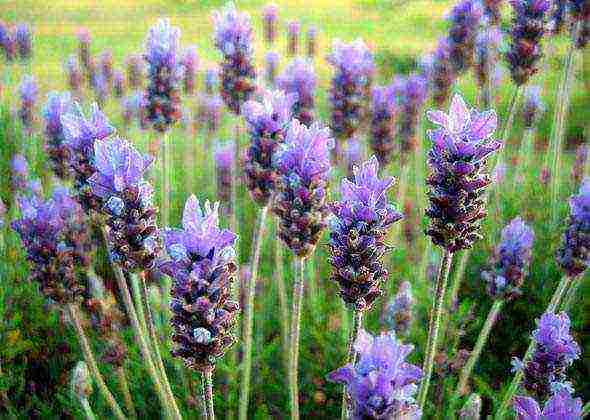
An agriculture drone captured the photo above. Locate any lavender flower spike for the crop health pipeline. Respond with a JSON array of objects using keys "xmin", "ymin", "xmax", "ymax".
[
  {"xmin": 16, "ymin": 23, "xmax": 32, "ymax": 60},
  {"xmin": 483, "ymin": 217, "xmax": 535, "ymax": 300},
  {"xmin": 557, "ymin": 177, "xmax": 590, "ymax": 277},
  {"xmin": 287, "ymin": 20, "xmax": 300, "ymax": 56},
  {"xmin": 215, "ymin": 141, "xmax": 235, "ymax": 216},
  {"xmin": 213, "ymin": 2, "xmax": 256, "ymax": 114},
  {"xmin": 161, "ymin": 195, "xmax": 239, "ymax": 372},
  {"xmin": 18, "ymin": 75, "xmax": 38, "ymax": 129},
  {"xmin": 262, "ymin": 3, "xmax": 279, "ymax": 45},
  {"xmin": 514, "ymin": 390, "xmax": 583, "ymax": 419},
  {"xmin": 88, "ymin": 137, "xmax": 160, "ymax": 271},
  {"xmin": 569, "ymin": 0, "xmax": 590, "ymax": 48},
  {"xmin": 265, "ymin": 51, "xmax": 280, "ymax": 86},
  {"xmin": 43, "ymin": 92, "xmax": 74, "ymax": 180},
  {"xmin": 144, "ymin": 18, "xmax": 183, "ymax": 132},
  {"xmin": 277, "ymin": 57, "xmax": 317, "ymax": 127},
  {"xmin": 126, "ymin": 53, "xmax": 144, "ymax": 89},
  {"xmin": 369, "ymin": 84, "xmax": 397, "ymax": 167},
  {"xmin": 328, "ymin": 329, "xmax": 423, "ymax": 420},
  {"xmin": 329, "ymin": 156, "xmax": 403, "ymax": 310},
  {"xmin": 425, "ymin": 93, "xmax": 500, "ymax": 251},
  {"xmin": 521, "ymin": 85, "xmax": 545, "ymax": 128},
  {"xmin": 243, "ymin": 89, "xmax": 297, "ymax": 206},
  {"xmin": 447, "ymin": 0, "xmax": 484, "ymax": 73},
  {"xmin": 382, "ymin": 281, "xmax": 414, "ymax": 336},
  {"xmin": 11, "ymin": 154, "xmax": 29, "ymax": 192},
  {"xmin": 273, "ymin": 119, "xmax": 334, "ymax": 257},
  {"xmin": 181, "ymin": 46, "xmax": 199, "ymax": 95},
  {"xmin": 398, "ymin": 74, "xmax": 429, "ymax": 158},
  {"xmin": 65, "ymin": 55, "xmax": 83, "ymax": 96},
  {"xmin": 519, "ymin": 312, "xmax": 581, "ymax": 401}
]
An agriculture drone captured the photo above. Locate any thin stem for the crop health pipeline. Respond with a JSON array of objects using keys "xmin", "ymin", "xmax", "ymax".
[
  {"xmin": 275, "ymin": 217, "xmax": 290, "ymax": 371},
  {"xmin": 289, "ymin": 257, "xmax": 306, "ymax": 420},
  {"xmin": 494, "ymin": 86, "xmax": 521, "ymax": 171},
  {"xmin": 116, "ymin": 367, "xmax": 137, "ymax": 420},
  {"xmin": 67, "ymin": 303, "xmax": 126, "ymax": 420},
  {"xmin": 456, "ymin": 299, "xmax": 505, "ymax": 396},
  {"xmin": 340, "ymin": 310, "xmax": 364, "ymax": 420},
  {"xmin": 238, "ymin": 205, "xmax": 269, "ymax": 420},
  {"xmin": 161, "ymin": 132, "xmax": 170, "ymax": 226},
  {"xmin": 199, "ymin": 374, "xmax": 208, "ymax": 420},
  {"xmin": 514, "ymin": 128, "xmax": 535, "ymax": 192},
  {"xmin": 495, "ymin": 276, "xmax": 571, "ymax": 418},
  {"xmin": 80, "ymin": 398, "xmax": 98, "ymax": 420},
  {"xmin": 559, "ymin": 276, "xmax": 582, "ymax": 313},
  {"xmin": 417, "ymin": 249, "xmax": 454, "ymax": 410},
  {"xmin": 129, "ymin": 273, "xmax": 148, "ymax": 337},
  {"xmin": 447, "ymin": 249, "xmax": 470, "ymax": 311},
  {"xmin": 204, "ymin": 370, "xmax": 215, "ymax": 420}
]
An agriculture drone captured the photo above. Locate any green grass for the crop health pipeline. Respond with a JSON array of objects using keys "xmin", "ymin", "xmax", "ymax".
[{"xmin": 0, "ymin": 0, "xmax": 589, "ymax": 419}]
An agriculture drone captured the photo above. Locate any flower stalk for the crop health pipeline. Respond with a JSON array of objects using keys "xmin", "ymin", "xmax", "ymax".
[
  {"xmin": 289, "ymin": 257, "xmax": 306, "ymax": 420},
  {"xmin": 340, "ymin": 310, "xmax": 363, "ymax": 420}
]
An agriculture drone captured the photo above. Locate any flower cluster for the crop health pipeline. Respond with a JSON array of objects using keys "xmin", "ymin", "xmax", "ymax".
[
  {"xmin": 327, "ymin": 39, "xmax": 375, "ymax": 141},
  {"xmin": 382, "ymin": 281, "xmax": 414, "ymax": 336},
  {"xmin": 265, "ymin": 51, "xmax": 280, "ymax": 86},
  {"xmin": 65, "ymin": 55, "xmax": 83, "ymax": 96},
  {"xmin": 213, "ymin": 2, "xmax": 257, "ymax": 115},
  {"xmin": 277, "ymin": 58, "xmax": 316, "ymax": 127},
  {"xmin": 11, "ymin": 186, "xmax": 91, "ymax": 304},
  {"xmin": 161, "ymin": 196, "xmax": 239, "ymax": 372},
  {"xmin": 519, "ymin": 312, "xmax": 581, "ymax": 402},
  {"xmin": 126, "ymin": 53, "xmax": 144, "ymax": 89},
  {"xmin": 329, "ymin": 156, "xmax": 403, "ymax": 310},
  {"xmin": 514, "ymin": 390, "xmax": 583, "ymax": 419},
  {"xmin": 447, "ymin": 0, "xmax": 484, "ymax": 73},
  {"xmin": 369, "ymin": 84, "xmax": 397, "ymax": 167},
  {"xmin": 262, "ymin": 3, "xmax": 279, "ymax": 45},
  {"xmin": 88, "ymin": 137, "xmax": 160, "ymax": 270},
  {"xmin": 425, "ymin": 94, "xmax": 501, "ymax": 252},
  {"xmin": 242, "ymin": 89, "xmax": 297, "ymax": 206},
  {"xmin": 398, "ymin": 74, "xmax": 429, "ymax": 158},
  {"xmin": 483, "ymin": 217, "xmax": 535, "ymax": 299},
  {"xmin": 43, "ymin": 92, "xmax": 74, "ymax": 180},
  {"xmin": 215, "ymin": 141, "xmax": 235, "ymax": 216},
  {"xmin": 62, "ymin": 102, "xmax": 115, "ymax": 212},
  {"xmin": 521, "ymin": 85, "xmax": 545, "ymax": 128},
  {"xmin": 181, "ymin": 46, "xmax": 199, "ymax": 95},
  {"xmin": 569, "ymin": 0, "xmax": 590, "ymax": 48},
  {"xmin": 16, "ymin": 23, "xmax": 32, "ymax": 60},
  {"xmin": 556, "ymin": 178, "xmax": 590, "ymax": 277},
  {"xmin": 505, "ymin": 0, "xmax": 551, "ymax": 85},
  {"xmin": 18, "ymin": 75, "xmax": 38, "ymax": 129},
  {"xmin": 328, "ymin": 330, "xmax": 423, "ymax": 420},
  {"xmin": 273, "ymin": 119, "xmax": 333, "ymax": 257},
  {"xmin": 144, "ymin": 19, "xmax": 183, "ymax": 132},
  {"xmin": 287, "ymin": 20, "xmax": 300, "ymax": 56}
]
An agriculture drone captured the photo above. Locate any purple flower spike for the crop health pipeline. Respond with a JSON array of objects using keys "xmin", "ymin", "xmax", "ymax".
[
  {"xmin": 556, "ymin": 178, "xmax": 590, "ymax": 277},
  {"xmin": 425, "ymin": 93, "xmax": 500, "ymax": 251},
  {"xmin": 77, "ymin": 28, "xmax": 91, "ymax": 69},
  {"xmin": 181, "ymin": 46, "xmax": 199, "ymax": 95},
  {"xmin": 213, "ymin": 2, "xmax": 257, "ymax": 115},
  {"xmin": 518, "ymin": 312, "xmax": 581, "ymax": 402},
  {"xmin": 2, "ymin": 25, "xmax": 17, "ymax": 61},
  {"xmin": 287, "ymin": 20, "xmax": 300, "ymax": 56},
  {"xmin": 514, "ymin": 390, "xmax": 583, "ymax": 420},
  {"xmin": 431, "ymin": 38, "xmax": 457, "ymax": 106},
  {"xmin": 65, "ymin": 55, "xmax": 83, "ymax": 95},
  {"xmin": 99, "ymin": 50, "xmax": 114, "ymax": 84},
  {"xmin": 483, "ymin": 0, "xmax": 505, "ymax": 25},
  {"xmin": 277, "ymin": 57, "xmax": 317, "ymax": 127},
  {"xmin": 474, "ymin": 26, "xmax": 503, "ymax": 90},
  {"xmin": 18, "ymin": 75, "xmax": 38, "ymax": 128},
  {"xmin": 327, "ymin": 330, "xmax": 423, "ymax": 420},
  {"xmin": 144, "ymin": 18, "xmax": 183, "ymax": 132},
  {"xmin": 198, "ymin": 93, "xmax": 224, "ymax": 134},
  {"xmin": 16, "ymin": 23, "xmax": 32, "ymax": 60},
  {"xmin": 329, "ymin": 156, "xmax": 403, "ymax": 310},
  {"xmin": 161, "ymin": 195, "xmax": 239, "ymax": 372},
  {"xmin": 306, "ymin": 26, "xmax": 318, "ymax": 58},
  {"xmin": 215, "ymin": 141, "xmax": 235, "ymax": 215},
  {"xmin": 273, "ymin": 119, "xmax": 333, "ymax": 257},
  {"xmin": 328, "ymin": 39, "xmax": 375, "ymax": 142},
  {"xmin": 89, "ymin": 137, "xmax": 160, "ymax": 270},
  {"xmin": 265, "ymin": 51, "xmax": 280, "ymax": 86},
  {"xmin": 126, "ymin": 53, "xmax": 145, "ymax": 89},
  {"xmin": 43, "ymin": 92, "xmax": 74, "ymax": 180},
  {"xmin": 398, "ymin": 74, "xmax": 429, "ymax": 158},
  {"xmin": 262, "ymin": 3, "xmax": 279, "ymax": 45},
  {"xmin": 505, "ymin": 0, "xmax": 550, "ymax": 85},
  {"xmin": 243, "ymin": 89, "xmax": 297, "ymax": 206},
  {"xmin": 571, "ymin": 145, "xmax": 588, "ymax": 184},
  {"xmin": 112, "ymin": 70, "xmax": 125, "ymax": 98},
  {"xmin": 483, "ymin": 217, "xmax": 535, "ymax": 299},
  {"xmin": 569, "ymin": 0, "xmax": 590, "ymax": 48},
  {"xmin": 11, "ymin": 154, "xmax": 29, "ymax": 192},
  {"xmin": 369, "ymin": 84, "xmax": 398, "ymax": 167},
  {"xmin": 94, "ymin": 72, "xmax": 109, "ymax": 109},
  {"xmin": 447, "ymin": 0, "xmax": 484, "ymax": 73},
  {"xmin": 382, "ymin": 281, "xmax": 414, "ymax": 336},
  {"xmin": 522, "ymin": 85, "xmax": 545, "ymax": 128},
  {"xmin": 549, "ymin": 0, "xmax": 567, "ymax": 35}
]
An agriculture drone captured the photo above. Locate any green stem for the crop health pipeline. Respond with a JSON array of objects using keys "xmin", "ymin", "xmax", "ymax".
[
  {"xmin": 161, "ymin": 132, "xmax": 170, "ymax": 226},
  {"xmin": 559, "ymin": 276, "xmax": 582, "ymax": 313},
  {"xmin": 199, "ymin": 374, "xmax": 208, "ymax": 420},
  {"xmin": 340, "ymin": 310, "xmax": 363, "ymax": 420},
  {"xmin": 495, "ymin": 276, "xmax": 571, "ymax": 418},
  {"xmin": 116, "ymin": 367, "xmax": 137, "ymax": 420},
  {"xmin": 67, "ymin": 303, "xmax": 126, "ymax": 420},
  {"xmin": 130, "ymin": 274, "xmax": 148, "ymax": 337},
  {"xmin": 80, "ymin": 398, "xmax": 98, "ymax": 420},
  {"xmin": 456, "ymin": 299, "xmax": 505, "ymax": 396},
  {"xmin": 494, "ymin": 86, "xmax": 521, "ymax": 171},
  {"xmin": 275, "ymin": 217, "xmax": 290, "ymax": 371},
  {"xmin": 289, "ymin": 257, "xmax": 307, "ymax": 420},
  {"xmin": 447, "ymin": 249, "xmax": 470, "ymax": 311},
  {"xmin": 417, "ymin": 249, "xmax": 454, "ymax": 410},
  {"xmin": 204, "ymin": 369, "xmax": 215, "ymax": 420},
  {"xmin": 581, "ymin": 401, "xmax": 590, "ymax": 417},
  {"xmin": 238, "ymin": 205, "xmax": 269, "ymax": 420},
  {"xmin": 514, "ymin": 128, "xmax": 535, "ymax": 192}
]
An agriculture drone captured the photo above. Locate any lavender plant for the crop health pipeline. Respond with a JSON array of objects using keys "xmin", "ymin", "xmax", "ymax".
[
  {"xmin": 447, "ymin": 0, "xmax": 484, "ymax": 73},
  {"xmin": 181, "ymin": 46, "xmax": 199, "ymax": 95},
  {"xmin": 262, "ymin": 3, "xmax": 279, "ymax": 46},
  {"xmin": 306, "ymin": 26, "xmax": 318, "ymax": 59},
  {"xmin": 43, "ymin": 92, "xmax": 74, "ymax": 180},
  {"xmin": 18, "ymin": 75, "xmax": 38, "ymax": 129},
  {"xmin": 369, "ymin": 83, "xmax": 397, "ymax": 167},
  {"xmin": 77, "ymin": 28, "xmax": 91, "ymax": 70},
  {"xmin": 126, "ymin": 53, "xmax": 145, "ymax": 90},
  {"xmin": 474, "ymin": 26, "xmax": 503, "ymax": 108},
  {"xmin": 431, "ymin": 38, "xmax": 457, "ymax": 106},
  {"xmin": 570, "ymin": 0, "xmax": 590, "ymax": 48},
  {"xmin": 113, "ymin": 70, "xmax": 125, "ymax": 98},
  {"xmin": 15, "ymin": 23, "xmax": 32, "ymax": 60},
  {"xmin": 277, "ymin": 57, "xmax": 317, "ymax": 127},
  {"xmin": 99, "ymin": 50, "xmax": 114, "ymax": 85},
  {"xmin": 1, "ymin": 24, "xmax": 17, "ymax": 62},
  {"xmin": 215, "ymin": 141, "xmax": 235, "ymax": 217},
  {"xmin": 398, "ymin": 74, "xmax": 429, "ymax": 160},
  {"xmin": 65, "ymin": 55, "xmax": 83, "ymax": 97},
  {"xmin": 11, "ymin": 154, "xmax": 29, "ymax": 193},
  {"xmin": 287, "ymin": 20, "xmax": 300, "ymax": 56},
  {"xmin": 514, "ymin": 390, "xmax": 583, "ymax": 419}
]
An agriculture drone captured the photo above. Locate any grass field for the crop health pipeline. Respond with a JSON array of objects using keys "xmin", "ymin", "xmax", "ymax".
[{"xmin": 0, "ymin": 0, "xmax": 589, "ymax": 418}]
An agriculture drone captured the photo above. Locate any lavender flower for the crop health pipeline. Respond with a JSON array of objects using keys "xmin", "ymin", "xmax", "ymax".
[
  {"xmin": 94, "ymin": 72, "xmax": 109, "ymax": 109},
  {"xmin": 483, "ymin": 217, "xmax": 535, "ymax": 299},
  {"xmin": 306, "ymin": 26, "xmax": 318, "ymax": 58},
  {"xmin": 11, "ymin": 186, "xmax": 91, "ymax": 304},
  {"xmin": 18, "ymin": 75, "xmax": 38, "ymax": 129},
  {"xmin": 514, "ymin": 390, "xmax": 583, "ymax": 419},
  {"xmin": 398, "ymin": 74, "xmax": 429, "ymax": 158},
  {"xmin": 61, "ymin": 102, "xmax": 115, "ymax": 212},
  {"xmin": 431, "ymin": 38, "xmax": 457, "ymax": 106},
  {"xmin": 16, "ymin": 23, "xmax": 32, "ymax": 60},
  {"xmin": 215, "ymin": 141, "xmax": 235, "ymax": 216},
  {"xmin": 99, "ymin": 50, "xmax": 114, "ymax": 85},
  {"xmin": 161, "ymin": 196, "xmax": 239, "ymax": 372},
  {"xmin": 327, "ymin": 39, "xmax": 375, "ymax": 143},
  {"xmin": 213, "ymin": 2, "xmax": 257, "ymax": 115},
  {"xmin": 344, "ymin": 137, "xmax": 364, "ymax": 180},
  {"xmin": 474, "ymin": 26, "xmax": 503, "ymax": 91},
  {"xmin": 242, "ymin": 89, "xmax": 297, "ymax": 205},
  {"xmin": 0, "ymin": 21, "xmax": 8, "ymax": 58},
  {"xmin": 11, "ymin": 154, "xmax": 29, "ymax": 192},
  {"xmin": 571, "ymin": 145, "xmax": 588, "ymax": 184},
  {"xmin": 204, "ymin": 67, "xmax": 219, "ymax": 95},
  {"xmin": 181, "ymin": 46, "xmax": 199, "ymax": 95},
  {"xmin": 569, "ymin": 0, "xmax": 590, "ymax": 48},
  {"xmin": 447, "ymin": 0, "xmax": 484, "ymax": 73},
  {"xmin": 519, "ymin": 312, "xmax": 581, "ymax": 402},
  {"xmin": 126, "ymin": 53, "xmax": 144, "ymax": 89},
  {"xmin": 382, "ymin": 281, "xmax": 414, "ymax": 336},
  {"xmin": 144, "ymin": 18, "xmax": 182, "ymax": 132},
  {"xmin": 369, "ymin": 84, "xmax": 397, "ymax": 167},
  {"xmin": 65, "ymin": 55, "xmax": 83, "ymax": 96},
  {"xmin": 425, "ymin": 93, "xmax": 500, "ymax": 251},
  {"xmin": 122, "ymin": 92, "xmax": 146, "ymax": 128},
  {"xmin": 77, "ymin": 28, "xmax": 91, "ymax": 69},
  {"xmin": 327, "ymin": 330, "xmax": 423, "ymax": 420},
  {"xmin": 262, "ymin": 3, "xmax": 279, "ymax": 45},
  {"xmin": 522, "ymin": 85, "xmax": 545, "ymax": 128},
  {"xmin": 86, "ymin": 56, "xmax": 98, "ymax": 89},
  {"xmin": 556, "ymin": 178, "xmax": 590, "ymax": 277},
  {"xmin": 112, "ymin": 70, "xmax": 125, "ymax": 98},
  {"xmin": 265, "ymin": 51, "xmax": 280, "ymax": 86},
  {"xmin": 329, "ymin": 156, "xmax": 403, "ymax": 309},
  {"xmin": 287, "ymin": 20, "xmax": 300, "ymax": 56},
  {"xmin": 483, "ymin": 0, "xmax": 505, "ymax": 25},
  {"xmin": 277, "ymin": 57, "xmax": 316, "ymax": 126},
  {"xmin": 505, "ymin": 0, "xmax": 551, "ymax": 85},
  {"xmin": 549, "ymin": 0, "xmax": 567, "ymax": 35},
  {"xmin": 2, "ymin": 25, "xmax": 17, "ymax": 61},
  {"xmin": 88, "ymin": 137, "xmax": 160, "ymax": 270},
  {"xmin": 43, "ymin": 92, "xmax": 74, "ymax": 180},
  {"xmin": 198, "ymin": 94, "xmax": 224, "ymax": 133},
  {"xmin": 273, "ymin": 119, "xmax": 333, "ymax": 257}
]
